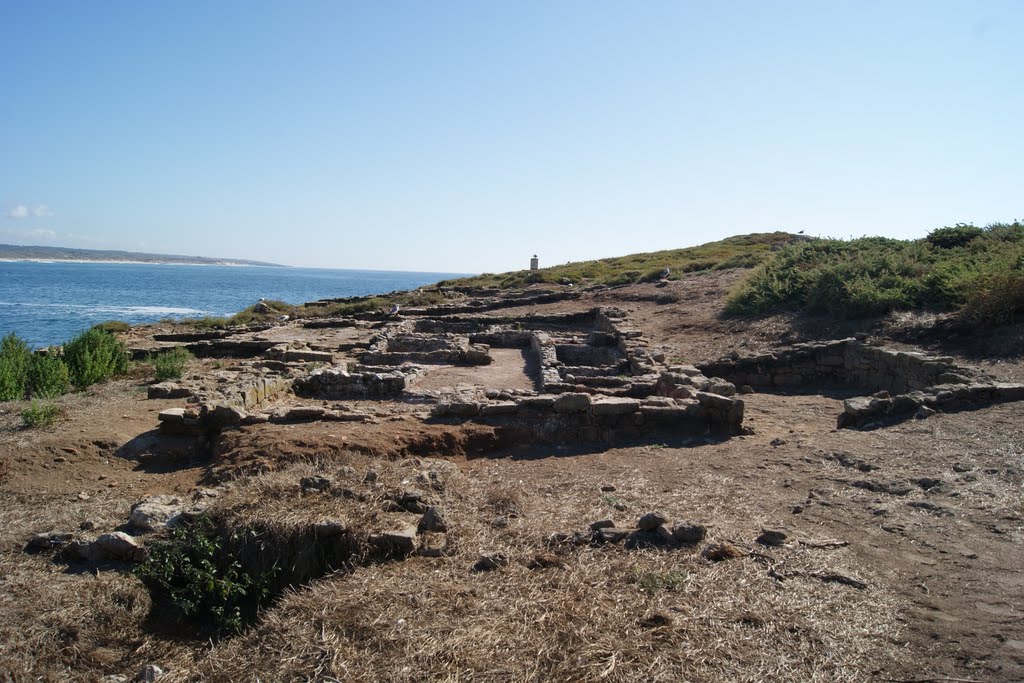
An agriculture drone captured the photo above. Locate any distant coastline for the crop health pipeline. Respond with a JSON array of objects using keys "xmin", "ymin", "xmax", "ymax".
[{"xmin": 0, "ymin": 244, "xmax": 286, "ymax": 267}]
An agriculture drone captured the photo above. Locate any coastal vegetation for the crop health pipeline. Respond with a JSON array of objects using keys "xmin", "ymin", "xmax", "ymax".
[
  {"xmin": 151, "ymin": 347, "xmax": 193, "ymax": 381},
  {"xmin": 20, "ymin": 400, "xmax": 62, "ymax": 428},
  {"xmin": 0, "ymin": 328, "xmax": 130, "ymax": 405},
  {"xmin": 436, "ymin": 232, "xmax": 797, "ymax": 289},
  {"xmin": 725, "ymin": 222, "xmax": 1024, "ymax": 325}
]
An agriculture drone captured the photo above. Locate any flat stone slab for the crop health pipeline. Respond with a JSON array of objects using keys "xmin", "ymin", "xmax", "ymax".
[{"xmin": 591, "ymin": 397, "xmax": 640, "ymax": 415}]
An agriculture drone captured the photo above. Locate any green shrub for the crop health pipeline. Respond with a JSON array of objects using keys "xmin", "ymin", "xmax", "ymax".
[
  {"xmin": 63, "ymin": 328, "xmax": 130, "ymax": 388},
  {"xmin": 21, "ymin": 400, "xmax": 62, "ymax": 428},
  {"xmin": 92, "ymin": 320, "xmax": 131, "ymax": 333},
  {"xmin": 27, "ymin": 353, "xmax": 70, "ymax": 398},
  {"xmin": 152, "ymin": 347, "xmax": 193, "ymax": 382},
  {"xmin": 0, "ymin": 333, "xmax": 32, "ymax": 401},
  {"xmin": 135, "ymin": 516, "xmax": 267, "ymax": 635},
  {"xmin": 726, "ymin": 223, "xmax": 1024, "ymax": 324},
  {"xmin": 926, "ymin": 223, "xmax": 984, "ymax": 249}
]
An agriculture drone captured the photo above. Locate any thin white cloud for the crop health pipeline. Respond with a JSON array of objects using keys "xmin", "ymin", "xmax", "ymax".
[{"xmin": 6, "ymin": 204, "xmax": 53, "ymax": 219}]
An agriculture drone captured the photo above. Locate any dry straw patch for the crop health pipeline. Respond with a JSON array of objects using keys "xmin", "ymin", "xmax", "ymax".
[{"xmin": 148, "ymin": 454, "xmax": 910, "ymax": 682}]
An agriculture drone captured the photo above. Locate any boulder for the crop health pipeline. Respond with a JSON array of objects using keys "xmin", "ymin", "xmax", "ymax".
[
  {"xmin": 96, "ymin": 532, "xmax": 147, "ymax": 563},
  {"xmin": 129, "ymin": 496, "xmax": 189, "ymax": 531},
  {"xmin": 375, "ymin": 527, "xmax": 417, "ymax": 555}
]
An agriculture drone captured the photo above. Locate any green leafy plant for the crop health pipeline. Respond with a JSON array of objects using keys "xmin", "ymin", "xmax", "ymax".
[
  {"xmin": 27, "ymin": 353, "xmax": 70, "ymax": 398},
  {"xmin": 151, "ymin": 347, "xmax": 193, "ymax": 381},
  {"xmin": 0, "ymin": 333, "xmax": 32, "ymax": 401},
  {"xmin": 21, "ymin": 400, "xmax": 63, "ymax": 428},
  {"xmin": 135, "ymin": 516, "xmax": 267, "ymax": 635},
  {"xmin": 63, "ymin": 328, "xmax": 130, "ymax": 388}
]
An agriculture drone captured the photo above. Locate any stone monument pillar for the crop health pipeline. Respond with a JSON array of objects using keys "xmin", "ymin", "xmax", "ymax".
[{"xmin": 530, "ymin": 254, "xmax": 539, "ymax": 271}]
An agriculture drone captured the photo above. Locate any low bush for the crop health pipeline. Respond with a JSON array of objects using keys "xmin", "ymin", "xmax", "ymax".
[
  {"xmin": 726, "ymin": 222, "xmax": 1024, "ymax": 325},
  {"xmin": 21, "ymin": 401, "xmax": 62, "ymax": 428},
  {"xmin": 152, "ymin": 347, "xmax": 193, "ymax": 381},
  {"xmin": 27, "ymin": 353, "xmax": 70, "ymax": 398},
  {"xmin": 0, "ymin": 333, "xmax": 32, "ymax": 401},
  {"xmin": 92, "ymin": 320, "xmax": 131, "ymax": 333},
  {"xmin": 136, "ymin": 516, "xmax": 269, "ymax": 635},
  {"xmin": 63, "ymin": 328, "xmax": 130, "ymax": 388}
]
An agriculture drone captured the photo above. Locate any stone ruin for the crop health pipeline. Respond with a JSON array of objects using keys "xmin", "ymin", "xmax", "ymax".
[{"xmin": 140, "ymin": 297, "xmax": 1024, "ymax": 442}]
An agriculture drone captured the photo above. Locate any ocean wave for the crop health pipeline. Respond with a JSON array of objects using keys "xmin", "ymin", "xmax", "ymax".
[{"xmin": 0, "ymin": 302, "xmax": 208, "ymax": 316}]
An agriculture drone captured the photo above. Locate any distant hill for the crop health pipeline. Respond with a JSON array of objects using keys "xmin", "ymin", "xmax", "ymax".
[{"xmin": 0, "ymin": 244, "xmax": 285, "ymax": 267}]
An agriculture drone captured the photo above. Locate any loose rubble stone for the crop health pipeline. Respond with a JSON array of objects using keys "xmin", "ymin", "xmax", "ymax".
[
  {"xmin": 375, "ymin": 527, "xmax": 417, "ymax": 555},
  {"xmin": 671, "ymin": 522, "xmax": 707, "ymax": 544},
  {"xmin": 594, "ymin": 527, "xmax": 630, "ymax": 544},
  {"xmin": 756, "ymin": 528, "xmax": 788, "ymax": 546},
  {"xmin": 27, "ymin": 530, "xmax": 74, "ymax": 551},
  {"xmin": 637, "ymin": 512, "xmax": 669, "ymax": 531},
  {"xmin": 589, "ymin": 519, "xmax": 615, "ymax": 531},
  {"xmin": 417, "ymin": 506, "xmax": 450, "ymax": 534},
  {"xmin": 96, "ymin": 532, "xmax": 148, "ymax": 563},
  {"xmin": 916, "ymin": 405, "xmax": 937, "ymax": 419},
  {"xmin": 300, "ymin": 476, "xmax": 332, "ymax": 493},
  {"xmin": 472, "ymin": 552, "xmax": 510, "ymax": 572},
  {"xmin": 490, "ymin": 515, "xmax": 510, "ymax": 529}
]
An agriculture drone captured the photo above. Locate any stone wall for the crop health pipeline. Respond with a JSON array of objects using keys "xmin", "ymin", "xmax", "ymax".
[
  {"xmin": 430, "ymin": 388, "xmax": 744, "ymax": 441},
  {"xmin": 698, "ymin": 338, "xmax": 1024, "ymax": 428},
  {"xmin": 361, "ymin": 329, "xmax": 492, "ymax": 366},
  {"xmin": 293, "ymin": 366, "xmax": 421, "ymax": 400}
]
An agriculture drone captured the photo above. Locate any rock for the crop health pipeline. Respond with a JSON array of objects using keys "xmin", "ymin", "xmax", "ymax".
[
  {"xmin": 417, "ymin": 506, "xmax": 450, "ymax": 534},
  {"xmin": 593, "ymin": 527, "xmax": 630, "ymax": 544},
  {"xmin": 612, "ymin": 501, "xmax": 628, "ymax": 512},
  {"xmin": 671, "ymin": 522, "xmax": 707, "ymax": 544},
  {"xmin": 738, "ymin": 385, "xmax": 755, "ymax": 395},
  {"xmin": 552, "ymin": 393, "xmax": 592, "ymax": 413},
  {"xmin": 490, "ymin": 515, "xmax": 510, "ymax": 529},
  {"xmin": 390, "ymin": 489, "xmax": 429, "ymax": 514},
  {"xmin": 100, "ymin": 676, "xmax": 129, "ymax": 683},
  {"xmin": 915, "ymin": 405, "xmax": 937, "ymax": 419},
  {"xmin": 375, "ymin": 527, "xmax": 417, "ymax": 555},
  {"xmin": 624, "ymin": 529, "xmax": 664, "ymax": 549},
  {"xmin": 26, "ymin": 530, "xmax": 74, "ymax": 552},
  {"xmin": 654, "ymin": 525, "xmax": 675, "ymax": 544},
  {"xmin": 769, "ymin": 438, "xmax": 787, "ymax": 447},
  {"xmin": 524, "ymin": 553, "xmax": 567, "ymax": 570},
  {"xmin": 129, "ymin": 496, "xmax": 188, "ymax": 531},
  {"xmin": 702, "ymin": 542, "xmax": 746, "ymax": 562},
  {"xmin": 600, "ymin": 484, "xmax": 617, "ymax": 492},
  {"xmin": 637, "ymin": 512, "xmax": 668, "ymax": 531},
  {"xmin": 756, "ymin": 528, "xmax": 788, "ymax": 546},
  {"xmin": 156, "ymin": 408, "xmax": 187, "ymax": 423},
  {"xmin": 300, "ymin": 475, "xmax": 332, "ymax": 493},
  {"xmin": 363, "ymin": 469, "xmax": 379, "ymax": 483},
  {"xmin": 135, "ymin": 665, "xmax": 166, "ymax": 682},
  {"xmin": 589, "ymin": 519, "xmax": 615, "ymax": 531},
  {"xmin": 96, "ymin": 532, "xmax": 147, "ymax": 563},
  {"xmin": 472, "ymin": 552, "xmax": 510, "ymax": 572},
  {"xmin": 284, "ymin": 406, "xmax": 326, "ymax": 421},
  {"xmin": 80, "ymin": 520, "xmax": 96, "ymax": 531},
  {"xmin": 148, "ymin": 383, "xmax": 192, "ymax": 399},
  {"xmin": 591, "ymin": 397, "xmax": 640, "ymax": 415}
]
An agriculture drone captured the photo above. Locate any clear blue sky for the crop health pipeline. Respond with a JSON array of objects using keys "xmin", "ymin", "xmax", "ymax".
[{"xmin": 1, "ymin": 1, "xmax": 1021, "ymax": 272}]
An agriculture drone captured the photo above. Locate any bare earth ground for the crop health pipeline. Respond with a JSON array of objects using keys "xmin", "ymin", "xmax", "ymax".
[{"xmin": 0, "ymin": 272, "xmax": 1021, "ymax": 682}]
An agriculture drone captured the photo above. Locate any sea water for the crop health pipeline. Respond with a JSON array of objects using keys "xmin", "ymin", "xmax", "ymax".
[{"xmin": 0, "ymin": 261, "xmax": 469, "ymax": 348}]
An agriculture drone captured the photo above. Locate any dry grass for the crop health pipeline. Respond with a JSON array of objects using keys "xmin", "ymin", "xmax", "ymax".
[{"xmin": 123, "ymin": 455, "xmax": 911, "ymax": 682}]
